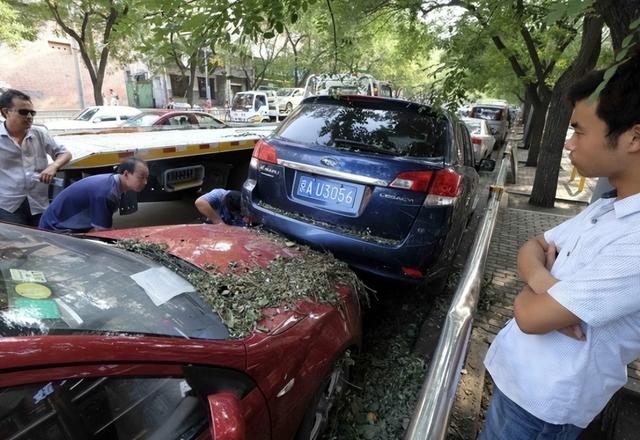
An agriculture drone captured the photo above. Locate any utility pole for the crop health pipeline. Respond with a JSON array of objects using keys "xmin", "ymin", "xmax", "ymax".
[
  {"xmin": 203, "ymin": 48, "xmax": 212, "ymax": 111},
  {"xmin": 71, "ymin": 40, "xmax": 85, "ymax": 108}
]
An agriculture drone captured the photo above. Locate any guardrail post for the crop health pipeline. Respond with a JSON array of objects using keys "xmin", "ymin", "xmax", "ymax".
[{"xmin": 506, "ymin": 143, "xmax": 517, "ymax": 185}]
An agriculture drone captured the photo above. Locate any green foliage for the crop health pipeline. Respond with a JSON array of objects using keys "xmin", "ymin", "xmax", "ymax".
[
  {"xmin": 0, "ymin": 1, "xmax": 39, "ymax": 47},
  {"xmin": 116, "ymin": 235, "xmax": 367, "ymax": 339}
]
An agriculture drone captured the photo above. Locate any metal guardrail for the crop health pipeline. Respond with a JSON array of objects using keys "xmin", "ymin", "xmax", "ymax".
[{"xmin": 404, "ymin": 144, "xmax": 515, "ymax": 440}]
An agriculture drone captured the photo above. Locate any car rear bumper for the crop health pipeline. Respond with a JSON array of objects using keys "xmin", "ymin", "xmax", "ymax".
[{"xmin": 243, "ymin": 183, "xmax": 449, "ymax": 283}]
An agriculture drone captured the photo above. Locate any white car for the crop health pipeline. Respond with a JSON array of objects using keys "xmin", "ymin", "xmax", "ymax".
[
  {"xmin": 462, "ymin": 117, "xmax": 496, "ymax": 165},
  {"xmin": 276, "ymin": 87, "xmax": 305, "ymax": 114},
  {"xmin": 45, "ymin": 106, "xmax": 141, "ymax": 131}
]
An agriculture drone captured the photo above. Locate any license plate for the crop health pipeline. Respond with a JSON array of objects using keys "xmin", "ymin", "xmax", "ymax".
[{"xmin": 294, "ymin": 174, "xmax": 361, "ymax": 212}]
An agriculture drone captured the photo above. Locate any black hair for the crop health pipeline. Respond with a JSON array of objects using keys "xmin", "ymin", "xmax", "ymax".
[
  {"xmin": 567, "ymin": 44, "xmax": 640, "ymax": 142},
  {"xmin": 224, "ymin": 190, "xmax": 242, "ymax": 214},
  {"xmin": 116, "ymin": 157, "xmax": 147, "ymax": 174},
  {"xmin": 0, "ymin": 89, "xmax": 31, "ymax": 116}
]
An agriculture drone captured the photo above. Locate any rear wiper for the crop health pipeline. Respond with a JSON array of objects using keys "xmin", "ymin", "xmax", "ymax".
[{"xmin": 333, "ymin": 138, "xmax": 397, "ymax": 156}]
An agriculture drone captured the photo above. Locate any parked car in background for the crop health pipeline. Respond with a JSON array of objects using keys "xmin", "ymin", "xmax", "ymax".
[
  {"xmin": 243, "ymin": 94, "xmax": 486, "ymax": 284},
  {"xmin": 44, "ymin": 106, "xmax": 141, "ymax": 131},
  {"xmin": 170, "ymin": 101, "xmax": 203, "ymax": 111},
  {"xmin": 468, "ymin": 101, "xmax": 510, "ymax": 147},
  {"xmin": 0, "ymin": 222, "xmax": 362, "ymax": 440},
  {"xmin": 123, "ymin": 110, "xmax": 227, "ymax": 129},
  {"xmin": 462, "ymin": 117, "xmax": 496, "ymax": 165},
  {"xmin": 276, "ymin": 87, "xmax": 305, "ymax": 114}
]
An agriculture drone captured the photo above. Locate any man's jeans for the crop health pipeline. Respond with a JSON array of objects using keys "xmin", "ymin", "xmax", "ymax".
[
  {"xmin": 0, "ymin": 199, "xmax": 41, "ymax": 227},
  {"xmin": 478, "ymin": 386, "xmax": 583, "ymax": 440}
]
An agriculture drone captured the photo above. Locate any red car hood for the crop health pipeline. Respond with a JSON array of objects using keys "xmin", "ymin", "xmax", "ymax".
[
  {"xmin": 87, "ymin": 224, "xmax": 309, "ymax": 334},
  {"xmin": 87, "ymin": 224, "xmax": 300, "ymax": 272}
]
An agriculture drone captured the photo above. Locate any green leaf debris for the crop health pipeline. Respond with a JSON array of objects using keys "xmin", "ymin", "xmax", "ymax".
[{"xmin": 116, "ymin": 233, "xmax": 367, "ymax": 338}]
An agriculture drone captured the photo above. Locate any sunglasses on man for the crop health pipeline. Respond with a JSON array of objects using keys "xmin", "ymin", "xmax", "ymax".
[{"xmin": 6, "ymin": 109, "xmax": 37, "ymax": 117}]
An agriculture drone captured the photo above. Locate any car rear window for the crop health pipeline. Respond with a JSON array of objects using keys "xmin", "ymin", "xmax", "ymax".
[
  {"xmin": 470, "ymin": 106, "xmax": 505, "ymax": 121},
  {"xmin": 464, "ymin": 121, "xmax": 481, "ymax": 134},
  {"xmin": 276, "ymin": 99, "xmax": 448, "ymax": 158}
]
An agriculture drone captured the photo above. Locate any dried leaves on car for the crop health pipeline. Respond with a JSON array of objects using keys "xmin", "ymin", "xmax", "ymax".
[{"xmin": 116, "ymin": 234, "xmax": 366, "ymax": 338}]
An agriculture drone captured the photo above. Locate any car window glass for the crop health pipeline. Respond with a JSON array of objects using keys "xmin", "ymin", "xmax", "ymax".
[
  {"xmin": 195, "ymin": 114, "xmax": 224, "ymax": 128},
  {"xmin": 464, "ymin": 121, "xmax": 481, "ymax": 134},
  {"xmin": 98, "ymin": 116, "xmax": 117, "ymax": 122},
  {"xmin": 276, "ymin": 101, "xmax": 447, "ymax": 159},
  {"xmin": 0, "ymin": 224, "xmax": 228, "ymax": 340},
  {"xmin": 460, "ymin": 124, "xmax": 474, "ymax": 166},
  {"xmin": 75, "ymin": 108, "xmax": 99, "ymax": 121},
  {"xmin": 125, "ymin": 114, "xmax": 161, "ymax": 127},
  {"xmin": 0, "ymin": 376, "xmax": 207, "ymax": 439},
  {"xmin": 452, "ymin": 124, "xmax": 464, "ymax": 164},
  {"xmin": 471, "ymin": 106, "xmax": 505, "ymax": 121},
  {"xmin": 232, "ymin": 94, "xmax": 252, "ymax": 110},
  {"xmin": 167, "ymin": 115, "xmax": 192, "ymax": 126},
  {"xmin": 255, "ymin": 95, "xmax": 267, "ymax": 110}
]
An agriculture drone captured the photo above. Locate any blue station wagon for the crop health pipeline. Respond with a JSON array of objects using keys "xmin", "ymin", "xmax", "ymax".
[{"xmin": 242, "ymin": 95, "xmax": 480, "ymax": 284}]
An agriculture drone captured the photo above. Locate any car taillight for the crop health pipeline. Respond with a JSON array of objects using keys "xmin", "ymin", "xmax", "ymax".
[
  {"xmin": 402, "ymin": 267, "xmax": 424, "ymax": 278},
  {"xmin": 425, "ymin": 169, "xmax": 462, "ymax": 206},
  {"xmin": 471, "ymin": 137, "xmax": 481, "ymax": 145},
  {"xmin": 389, "ymin": 171, "xmax": 433, "ymax": 192},
  {"xmin": 252, "ymin": 140, "xmax": 278, "ymax": 164}
]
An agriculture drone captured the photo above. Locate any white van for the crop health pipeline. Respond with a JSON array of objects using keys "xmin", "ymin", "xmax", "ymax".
[
  {"xmin": 229, "ymin": 91, "xmax": 278, "ymax": 123},
  {"xmin": 468, "ymin": 101, "xmax": 510, "ymax": 147}
]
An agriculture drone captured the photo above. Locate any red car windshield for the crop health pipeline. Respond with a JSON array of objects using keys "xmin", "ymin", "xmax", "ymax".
[{"xmin": 0, "ymin": 223, "xmax": 228, "ymax": 339}]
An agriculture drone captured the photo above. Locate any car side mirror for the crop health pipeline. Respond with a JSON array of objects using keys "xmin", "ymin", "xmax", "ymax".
[
  {"xmin": 478, "ymin": 158, "xmax": 496, "ymax": 171},
  {"xmin": 93, "ymin": 117, "xmax": 102, "ymax": 123},
  {"xmin": 207, "ymin": 392, "xmax": 245, "ymax": 440}
]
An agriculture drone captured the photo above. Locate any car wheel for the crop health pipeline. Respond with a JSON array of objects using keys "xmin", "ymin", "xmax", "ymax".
[
  {"xmin": 285, "ymin": 102, "xmax": 293, "ymax": 113},
  {"xmin": 294, "ymin": 353, "xmax": 351, "ymax": 440}
]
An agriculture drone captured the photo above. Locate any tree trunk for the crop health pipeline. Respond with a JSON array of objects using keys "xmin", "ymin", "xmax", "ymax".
[
  {"xmin": 187, "ymin": 54, "xmax": 197, "ymax": 105},
  {"xmin": 525, "ymin": 88, "xmax": 551, "ymax": 166},
  {"xmin": 521, "ymin": 99, "xmax": 532, "ymax": 133},
  {"xmin": 529, "ymin": 16, "xmax": 604, "ymax": 207},
  {"xmin": 595, "ymin": 0, "xmax": 640, "ymax": 51}
]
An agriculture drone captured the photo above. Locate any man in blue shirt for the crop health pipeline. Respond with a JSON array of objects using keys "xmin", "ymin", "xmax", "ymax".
[
  {"xmin": 194, "ymin": 188, "xmax": 244, "ymax": 226},
  {"xmin": 39, "ymin": 157, "xmax": 148, "ymax": 233}
]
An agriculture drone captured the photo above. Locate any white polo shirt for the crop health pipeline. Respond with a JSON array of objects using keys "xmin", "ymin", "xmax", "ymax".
[
  {"xmin": 0, "ymin": 123, "xmax": 68, "ymax": 214},
  {"xmin": 485, "ymin": 191, "xmax": 640, "ymax": 428}
]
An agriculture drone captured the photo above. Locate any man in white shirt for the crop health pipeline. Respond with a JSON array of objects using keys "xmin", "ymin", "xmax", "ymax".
[
  {"xmin": 480, "ymin": 49, "xmax": 640, "ymax": 439},
  {"xmin": 0, "ymin": 89, "xmax": 71, "ymax": 226}
]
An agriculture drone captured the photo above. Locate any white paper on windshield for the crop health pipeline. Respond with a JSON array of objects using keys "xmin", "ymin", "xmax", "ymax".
[
  {"xmin": 10, "ymin": 269, "xmax": 47, "ymax": 283},
  {"xmin": 130, "ymin": 267, "xmax": 195, "ymax": 306}
]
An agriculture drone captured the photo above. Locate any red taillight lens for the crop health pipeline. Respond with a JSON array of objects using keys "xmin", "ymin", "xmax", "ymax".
[
  {"xmin": 389, "ymin": 171, "xmax": 433, "ymax": 192},
  {"xmin": 428, "ymin": 169, "xmax": 462, "ymax": 198},
  {"xmin": 471, "ymin": 137, "xmax": 481, "ymax": 145},
  {"xmin": 252, "ymin": 140, "xmax": 278, "ymax": 164},
  {"xmin": 402, "ymin": 267, "xmax": 424, "ymax": 278}
]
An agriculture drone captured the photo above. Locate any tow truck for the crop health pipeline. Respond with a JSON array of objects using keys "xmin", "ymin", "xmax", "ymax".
[{"xmin": 54, "ymin": 125, "xmax": 276, "ymax": 213}]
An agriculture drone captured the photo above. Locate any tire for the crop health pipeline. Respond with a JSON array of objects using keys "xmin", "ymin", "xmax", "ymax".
[{"xmin": 294, "ymin": 354, "xmax": 351, "ymax": 440}]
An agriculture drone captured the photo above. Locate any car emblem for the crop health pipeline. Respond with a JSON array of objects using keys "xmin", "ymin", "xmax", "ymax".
[{"xmin": 320, "ymin": 157, "xmax": 339, "ymax": 168}]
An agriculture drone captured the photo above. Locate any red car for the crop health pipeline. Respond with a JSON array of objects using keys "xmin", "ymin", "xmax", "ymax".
[
  {"xmin": 0, "ymin": 223, "xmax": 362, "ymax": 440},
  {"xmin": 123, "ymin": 110, "xmax": 228, "ymax": 129}
]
